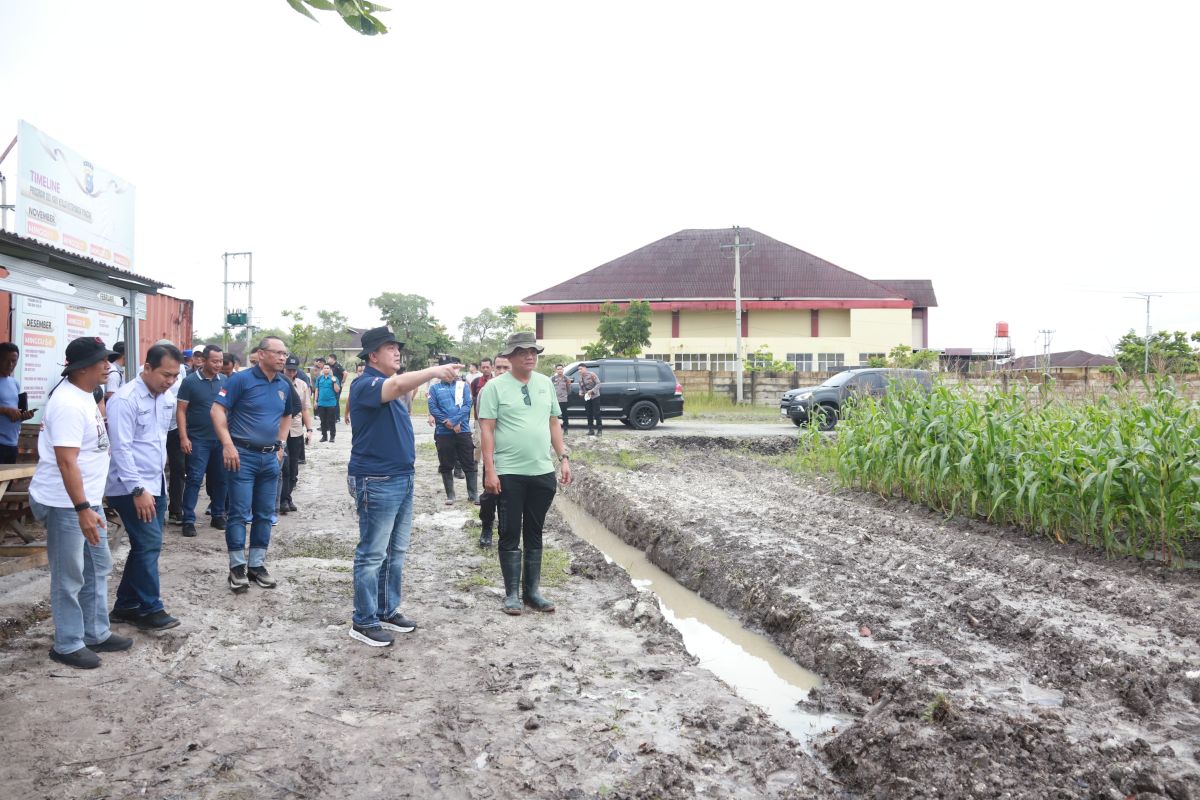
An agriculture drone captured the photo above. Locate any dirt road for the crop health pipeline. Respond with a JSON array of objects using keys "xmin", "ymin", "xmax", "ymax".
[
  {"xmin": 0, "ymin": 431, "xmax": 840, "ymax": 799},
  {"xmin": 568, "ymin": 434, "xmax": 1200, "ymax": 799}
]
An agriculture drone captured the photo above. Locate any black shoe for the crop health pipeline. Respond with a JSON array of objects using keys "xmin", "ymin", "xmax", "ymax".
[
  {"xmin": 277, "ymin": 504, "xmax": 288, "ymax": 515},
  {"xmin": 379, "ymin": 613, "xmax": 417, "ymax": 633},
  {"xmin": 587, "ymin": 430, "xmax": 595, "ymax": 436},
  {"xmin": 478, "ymin": 527, "xmax": 493, "ymax": 548},
  {"xmin": 181, "ymin": 522, "xmax": 197, "ymax": 537},
  {"xmin": 596, "ymin": 429, "xmax": 602, "ymax": 436},
  {"xmin": 211, "ymin": 516, "xmax": 226, "ymax": 530},
  {"xmin": 229, "ymin": 565, "xmax": 250, "ymax": 593},
  {"xmin": 247, "ymin": 566, "xmax": 277, "ymax": 589},
  {"xmin": 89, "ymin": 633, "xmax": 134, "ymax": 652},
  {"xmin": 49, "ymin": 647, "xmax": 100, "ymax": 669},
  {"xmin": 320, "ymin": 435, "xmax": 328, "ymax": 442},
  {"xmin": 134, "ymin": 610, "xmax": 181, "ymax": 630},
  {"xmin": 349, "ymin": 624, "xmax": 393, "ymax": 647},
  {"xmin": 285, "ymin": 501, "xmax": 297, "ymax": 512},
  {"xmin": 109, "ymin": 606, "xmax": 141, "ymax": 624},
  {"xmin": 168, "ymin": 512, "xmax": 183, "ymax": 525}
]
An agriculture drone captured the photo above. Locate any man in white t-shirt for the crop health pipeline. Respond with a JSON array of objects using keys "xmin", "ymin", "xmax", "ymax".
[
  {"xmin": 29, "ymin": 336, "xmax": 133, "ymax": 670},
  {"xmin": 104, "ymin": 341, "xmax": 126, "ymax": 401}
]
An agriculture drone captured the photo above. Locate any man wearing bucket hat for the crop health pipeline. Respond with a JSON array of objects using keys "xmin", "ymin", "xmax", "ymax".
[
  {"xmin": 478, "ymin": 331, "xmax": 571, "ymax": 616},
  {"xmin": 29, "ymin": 337, "xmax": 132, "ymax": 669},
  {"xmin": 346, "ymin": 327, "xmax": 461, "ymax": 647}
]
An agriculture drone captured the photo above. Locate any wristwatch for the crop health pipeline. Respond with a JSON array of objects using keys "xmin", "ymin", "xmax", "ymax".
[
  {"xmin": 559, "ymin": 453, "xmax": 570, "ymax": 462},
  {"xmin": 73, "ymin": 501, "xmax": 90, "ymax": 512},
  {"xmin": 132, "ymin": 486, "xmax": 145, "ymax": 498}
]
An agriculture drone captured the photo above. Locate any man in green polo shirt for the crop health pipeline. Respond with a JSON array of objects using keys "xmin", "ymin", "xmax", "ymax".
[{"xmin": 478, "ymin": 331, "xmax": 571, "ymax": 615}]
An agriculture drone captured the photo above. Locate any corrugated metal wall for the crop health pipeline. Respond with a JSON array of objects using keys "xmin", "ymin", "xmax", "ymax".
[{"xmin": 139, "ymin": 293, "xmax": 194, "ymax": 358}]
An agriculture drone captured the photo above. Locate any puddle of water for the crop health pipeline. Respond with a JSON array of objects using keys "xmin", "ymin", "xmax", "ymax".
[{"xmin": 556, "ymin": 496, "xmax": 848, "ymax": 743}]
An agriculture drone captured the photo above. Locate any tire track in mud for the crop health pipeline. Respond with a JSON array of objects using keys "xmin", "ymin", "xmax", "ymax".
[{"xmin": 567, "ymin": 436, "xmax": 1200, "ymax": 800}]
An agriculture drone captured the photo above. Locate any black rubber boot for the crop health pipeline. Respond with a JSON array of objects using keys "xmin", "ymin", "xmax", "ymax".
[
  {"xmin": 466, "ymin": 471, "xmax": 480, "ymax": 504},
  {"xmin": 441, "ymin": 473, "xmax": 457, "ymax": 504},
  {"xmin": 499, "ymin": 549, "xmax": 523, "ymax": 616},
  {"xmin": 478, "ymin": 524, "xmax": 493, "ymax": 548},
  {"xmin": 522, "ymin": 548, "xmax": 556, "ymax": 612}
]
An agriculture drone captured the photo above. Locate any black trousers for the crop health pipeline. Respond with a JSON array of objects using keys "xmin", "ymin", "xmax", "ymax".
[
  {"xmin": 280, "ymin": 436, "xmax": 304, "ymax": 504},
  {"xmin": 558, "ymin": 401, "xmax": 570, "ymax": 431},
  {"xmin": 585, "ymin": 397, "xmax": 602, "ymax": 431},
  {"xmin": 435, "ymin": 432, "xmax": 476, "ymax": 476},
  {"xmin": 480, "ymin": 491, "xmax": 497, "ymax": 529},
  {"xmin": 0, "ymin": 444, "xmax": 17, "ymax": 464},
  {"xmin": 497, "ymin": 472, "xmax": 557, "ymax": 552},
  {"xmin": 166, "ymin": 429, "xmax": 186, "ymax": 515},
  {"xmin": 317, "ymin": 406, "xmax": 338, "ymax": 438}
]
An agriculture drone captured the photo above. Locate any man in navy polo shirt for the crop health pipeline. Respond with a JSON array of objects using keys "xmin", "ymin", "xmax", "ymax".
[
  {"xmin": 212, "ymin": 336, "xmax": 298, "ymax": 593},
  {"xmin": 347, "ymin": 327, "xmax": 460, "ymax": 647},
  {"xmin": 177, "ymin": 344, "xmax": 227, "ymax": 537}
]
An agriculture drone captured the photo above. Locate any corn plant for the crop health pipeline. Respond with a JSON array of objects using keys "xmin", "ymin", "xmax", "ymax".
[{"xmin": 827, "ymin": 379, "xmax": 1200, "ymax": 564}]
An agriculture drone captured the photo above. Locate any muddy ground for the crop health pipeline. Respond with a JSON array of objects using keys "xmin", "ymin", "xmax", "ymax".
[
  {"xmin": 567, "ymin": 433, "xmax": 1200, "ymax": 800},
  {"xmin": 0, "ymin": 430, "xmax": 841, "ymax": 799}
]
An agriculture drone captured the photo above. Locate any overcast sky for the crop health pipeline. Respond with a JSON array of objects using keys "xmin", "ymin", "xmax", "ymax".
[{"xmin": 2, "ymin": 1, "xmax": 1197, "ymax": 358}]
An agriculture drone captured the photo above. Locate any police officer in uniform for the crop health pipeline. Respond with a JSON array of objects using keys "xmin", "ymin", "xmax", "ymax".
[{"xmin": 212, "ymin": 336, "xmax": 298, "ymax": 593}]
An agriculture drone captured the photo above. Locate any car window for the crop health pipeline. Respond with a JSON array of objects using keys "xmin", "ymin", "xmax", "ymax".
[
  {"xmin": 600, "ymin": 364, "xmax": 634, "ymax": 382},
  {"xmin": 635, "ymin": 364, "xmax": 660, "ymax": 383},
  {"xmin": 860, "ymin": 373, "xmax": 885, "ymax": 391}
]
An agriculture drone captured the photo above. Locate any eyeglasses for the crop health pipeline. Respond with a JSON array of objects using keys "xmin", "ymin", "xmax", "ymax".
[
  {"xmin": 521, "ymin": 385, "xmax": 531, "ymax": 406},
  {"xmin": 264, "ymin": 349, "xmax": 288, "ymax": 357}
]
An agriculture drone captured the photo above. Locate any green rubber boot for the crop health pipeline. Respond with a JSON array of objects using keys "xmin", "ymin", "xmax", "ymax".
[
  {"xmin": 499, "ymin": 549, "xmax": 524, "ymax": 616},
  {"xmin": 522, "ymin": 549, "xmax": 556, "ymax": 612}
]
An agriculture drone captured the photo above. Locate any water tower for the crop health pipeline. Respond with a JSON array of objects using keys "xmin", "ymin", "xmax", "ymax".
[{"xmin": 993, "ymin": 321, "xmax": 1012, "ymax": 367}]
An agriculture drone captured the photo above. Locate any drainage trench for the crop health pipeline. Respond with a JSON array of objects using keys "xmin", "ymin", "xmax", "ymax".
[{"xmin": 556, "ymin": 496, "xmax": 848, "ymax": 745}]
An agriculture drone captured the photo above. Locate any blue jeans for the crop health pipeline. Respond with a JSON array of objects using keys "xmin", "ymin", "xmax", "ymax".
[
  {"xmin": 32, "ymin": 500, "xmax": 113, "ymax": 655},
  {"xmin": 108, "ymin": 493, "xmax": 168, "ymax": 615},
  {"xmin": 182, "ymin": 438, "xmax": 227, "ymax": 524},
  {"xmin": 350, "ymin": 474, "xmax": 413, "ymax": 628},
  {"xmin": 225, "ymin": 447, "xmax": 281, "ymax": 568}
]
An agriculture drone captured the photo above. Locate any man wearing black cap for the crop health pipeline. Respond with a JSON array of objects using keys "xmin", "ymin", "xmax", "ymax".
[
  {"xmin": 104, "ymin": 341, "xmax": 126, "ymax": 401},
  {"xmin": 212, "ymin": 336, "xmax": 299, "ymax": 592},
  {"xmin": 347, "ymin": 327, "xmax": 460, "ymax": 647},
  {"xmin": 479, "ymin": 331, "xmax": 571, "ymax": 616},
  {"xmin": 29, "ymin": 337, "xmax": 132, "ymax": 669}
]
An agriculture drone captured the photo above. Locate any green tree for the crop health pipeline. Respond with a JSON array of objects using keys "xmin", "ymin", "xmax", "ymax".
[
  {"xmin": 315, "ymin": 309, "xmax": 352, "ymax": 355},
  {"xmin": 580, "ymin": 342, "xmax": 611, "ymax": 360},
  {"xmin": 744, "ymin": 345, "xmax": 794, "ymax": 373},
  {"xmin": 281, "ymin": 306, "xmax": 318, "ymax": 363},
  {"xmin": 458, "ymin": 305, "xmax": 519, "ymax": 364},
  {"xmin": 888, "ymin": 344, "xmax": 938, "ymax": 370},
  {"xmin": 1114, "ymin": 330, "xmax": 1200, "ymax": 374},
  {"xmin": 285, "ymin": 0, "xmax": 389, "ymax": 35},
  {"xmin": 368, "ymin": 292, "xmax": 452, "ymax": 367},
  {"xmin": 594, "ymin": 300, "xmax": 653, "ymax": 357}
]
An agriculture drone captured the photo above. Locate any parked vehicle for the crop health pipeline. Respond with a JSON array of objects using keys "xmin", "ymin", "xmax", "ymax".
[
  {"xmin": 780, "ymin": 368, "xmax": 933, "ymax": 430},
  {"xmin": 562, "ymin": 359, "xmax": 684, "ymax": 430}
]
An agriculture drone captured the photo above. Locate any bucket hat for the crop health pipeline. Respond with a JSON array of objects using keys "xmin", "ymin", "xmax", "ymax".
[
  {"xmin": 357, "ymin": 327, "xmax": 404, "ymax": 360},
  {"xmin": 63, "ymin": 337, "xmax": 118, "ymax": 376},
  {"xmin": 498, "ymin": 331, "xmax": 544, "ymax": 357}
]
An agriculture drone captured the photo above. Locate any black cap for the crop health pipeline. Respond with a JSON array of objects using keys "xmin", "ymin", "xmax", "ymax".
[
  {"xmin": 63, "ymin": 337, "xmax": 117, "ymax": 376},
  {"xmin": 357, "ymin": 327, "xmax": 403, "ymax": 360},
  {"xmin": 107, "ymin": 340, "xmax": 126, "ymax": 363},
  {"xmin": 284, "ymin": 356, "xmax": 300, "ymax": 369},
  {"xmin": 437, "ymin": 355, "xmax": 462, "ymax": 366}
]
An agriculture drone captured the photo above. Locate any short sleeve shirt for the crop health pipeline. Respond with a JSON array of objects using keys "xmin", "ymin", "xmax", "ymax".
[
  {"xmin": 105, "ymin": 364, "xmax": 124, "ymax": 395},
  {"xmin": 176, "ymin": 370, "xmax": 224, "ymax": 441},
  {"xmin": 348, "ymin": 366, "xmax": 414, "ymax": 477},
  {"xmin": 214, "ymin": 365, "xmax": 298, "ymax": 444},
  {"xmin": 478, "ymin": 372, "xmax": 557, "ymax": 476},
  {"xmin": 0, "ymin": 375, "xmax": 21, "ymax": 446},
  {"xmin": 30, "ymin": 381, "xmax": 110, "ymax": 507}
]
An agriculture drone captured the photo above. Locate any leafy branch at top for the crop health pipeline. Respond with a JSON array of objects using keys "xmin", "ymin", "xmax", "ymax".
[{"xmin": 286, "ymin": 0, "xmax": 390, "ymax": 36}]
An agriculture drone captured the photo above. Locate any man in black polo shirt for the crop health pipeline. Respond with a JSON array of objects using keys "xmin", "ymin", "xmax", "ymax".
[
  {"xmin": 177, "ymin": 344, "xmax": 227, "ymax": 537},
  {"xmin": 212, "ymin": 336, "xmax": 298, "ymax": 593},
  {"xmin": 346, "ymin": 327, "xmax": 460, "ymax": 647}
]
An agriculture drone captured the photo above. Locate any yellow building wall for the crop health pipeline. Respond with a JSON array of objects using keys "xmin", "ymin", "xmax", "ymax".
[{"xmin": 524, "ymin": 307, "xmax": 916, "ymax": 367}]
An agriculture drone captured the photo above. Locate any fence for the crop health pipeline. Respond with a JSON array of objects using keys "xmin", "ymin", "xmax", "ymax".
[{"xmin": 677, "ymin": 369, "xmax": 1200, "ymax": 406}]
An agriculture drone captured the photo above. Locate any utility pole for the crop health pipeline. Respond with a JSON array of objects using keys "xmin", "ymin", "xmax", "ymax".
[
  {"xmin": 720, "ymin": 226, "xmax": 754, "ymax": 403},
  {"xmin": 1126, "ymin": 293, "xmax": 1161, "ymax": 374},
  {"xmin": 1038, "ymin": 329, "xmax": 1055, "ymax": 379},
  {"xmin": 223, "ymin": 252, "xmax": 254, "ymax": 351}
]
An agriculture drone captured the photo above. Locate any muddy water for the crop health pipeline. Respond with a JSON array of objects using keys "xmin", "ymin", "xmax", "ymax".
[{"xmin": 556, "ymin": 496, "xmax": 848, "ymax": 743}]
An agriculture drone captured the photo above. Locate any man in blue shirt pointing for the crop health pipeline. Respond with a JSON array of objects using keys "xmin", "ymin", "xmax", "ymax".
[
  {"xmin": 212, "ymin": 336, "xmax": 298, "ymax": 593},
  {"xmin": 347, "ymin": 327, "xmax": 460, "ymax": 647}
]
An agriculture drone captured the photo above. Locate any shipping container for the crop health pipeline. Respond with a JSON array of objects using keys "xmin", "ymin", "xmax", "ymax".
[{"xmin": 139, "ymin": 292, "xmax": 194, "ymax": 357}]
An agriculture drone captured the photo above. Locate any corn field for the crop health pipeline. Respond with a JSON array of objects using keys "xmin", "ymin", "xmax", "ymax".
[{"xmin": 825, "ymin": 381, "xmax": 1200, "ymax": 563}]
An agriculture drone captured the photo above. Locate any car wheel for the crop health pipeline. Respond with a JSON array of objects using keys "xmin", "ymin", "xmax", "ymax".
[
  {"xmin": 628, "ymin": 401, "xmax": 659, "ymax": 430},
  {"xmin": 816, "ymin": 404, "xmax": 839, "ymax": 431},
  {"xmin": 790, "ymin": 415, "xmax": 804, "ymax": 427},
  {"xmin": 620, "ymin": 419, "xmax": 634, "ymax": 427}
]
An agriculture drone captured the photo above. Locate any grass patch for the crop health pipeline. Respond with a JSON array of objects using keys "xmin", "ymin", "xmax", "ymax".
[
  {"xmin": 571, "ymin": 447, "xmax": 660, "ymax": 471},
  {"xmin": 277, "ymin": 536, "xmax": 356, "ymax": 561},
  {"xmin": 683, "ymin": 392, "xmax": 786, "ymax": 422}
]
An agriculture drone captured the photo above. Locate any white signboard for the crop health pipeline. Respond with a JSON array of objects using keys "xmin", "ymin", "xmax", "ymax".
[
  {"xmin": 15, "ymin": 294, "xmax": 125, "ymax": 416},
  {"xmin": 15, "ymin": 120, "xmax": 136, "ymax": 270}
]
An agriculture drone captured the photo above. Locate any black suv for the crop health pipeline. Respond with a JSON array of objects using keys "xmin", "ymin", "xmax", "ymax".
[
  {"xmin": 562, "ymin": 359, "xmax": 684, "ymax": 430},
  {"xmin": 780, "ymin": 368, "xmax": 933, "ymax": 430}
]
